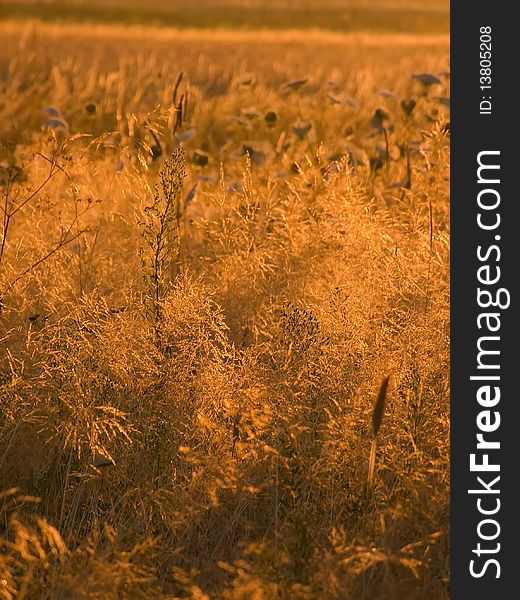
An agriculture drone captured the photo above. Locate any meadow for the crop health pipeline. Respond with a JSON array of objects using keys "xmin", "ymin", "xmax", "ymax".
[
  {"xmin": 0, "ymin": 1, "xmax": 449, "ymax": 34},
  {"xmin": 0, "ymin": 10, "xmax": 449, "ymax": 599}
]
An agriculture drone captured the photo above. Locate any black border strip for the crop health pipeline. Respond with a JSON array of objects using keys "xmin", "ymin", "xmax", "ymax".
[{"xmin": 451, "ymin": 3, "xmax": 516, "ymax": 596}]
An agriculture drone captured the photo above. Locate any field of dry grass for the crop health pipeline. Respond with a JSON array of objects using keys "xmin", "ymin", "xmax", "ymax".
[
  {"xmin": 0, "ymin": 16, "xmax": 449, "ymax": 599},
  {"xmin": 0, "ymin": 1, "xmax": 449, "ymax": 34}
]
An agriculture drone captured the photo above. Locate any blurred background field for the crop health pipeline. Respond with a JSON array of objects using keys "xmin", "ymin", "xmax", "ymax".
[
  {"xmin": 0, "ymin": 4, "xmax": 449, "ymax": 599},
  {"xmin": 0, "ymin": 0, "xmax": 449, "ymax": 33}
]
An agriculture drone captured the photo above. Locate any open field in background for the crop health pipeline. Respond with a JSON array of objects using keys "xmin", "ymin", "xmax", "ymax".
[
  {"xmin": 0, "ymin": 15, "xmax": 449, "ymax": 600},
  {"xmin": 0, "ymin": 0, "xmax": 449, "ymax": 33}
]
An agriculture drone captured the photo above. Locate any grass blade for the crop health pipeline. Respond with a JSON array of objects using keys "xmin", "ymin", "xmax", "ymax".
[
  {"xmin": 367, "ymin": 375, "xmax": 391, "ymax": 493},
  {"xmin": 372, "ymin": 375, "xmax": 390, "ymax": 437}
]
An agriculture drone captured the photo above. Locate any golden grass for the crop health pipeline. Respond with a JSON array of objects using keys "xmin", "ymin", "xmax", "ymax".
[
  {"xmin": 0, "ymin": 21, "xmax": 449, "ymax": 599},
  {"xmin": 0, "ymin": 0, "xmax": 449, "ymax": 35},
  {"xmin": 0, "ymin": 20, "xmax": 449, "ymax": 46}
]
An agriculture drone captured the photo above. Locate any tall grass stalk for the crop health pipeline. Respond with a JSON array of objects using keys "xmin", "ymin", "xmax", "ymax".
[{"xmin": 367, "ymin": 375, "xmax": 391, "ymax": 493}]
